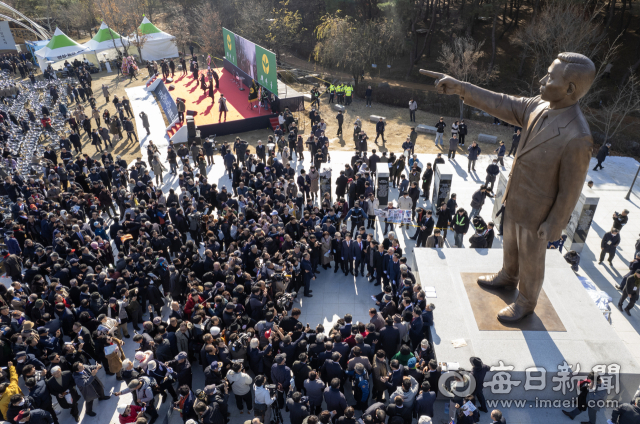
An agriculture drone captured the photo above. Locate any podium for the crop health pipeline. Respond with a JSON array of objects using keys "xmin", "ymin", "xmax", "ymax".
[
  {"xmin": 377, "ymin": 167, "xmax": 389, "ymax": 205},
  {"xmin": 431, "ymin": 163, "xmax": 454, "ymax": 213}
]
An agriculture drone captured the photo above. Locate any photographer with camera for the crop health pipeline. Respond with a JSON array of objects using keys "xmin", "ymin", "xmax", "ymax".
[
  {"xmin": 270, "ymin": 353, "xmax": 292, "ymax": 410},
  {"xmin": 254, "ymin": 374, "xmax": 276, "ymax": 423}
]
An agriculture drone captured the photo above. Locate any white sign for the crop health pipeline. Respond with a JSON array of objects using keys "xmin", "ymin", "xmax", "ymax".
[{"xmin": 0, "ymin": 22, "xmax": 16, "ymax": 51}]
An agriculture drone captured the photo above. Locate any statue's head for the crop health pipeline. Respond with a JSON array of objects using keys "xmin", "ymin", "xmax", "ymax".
[{"xmin": 540, "ymin": 53, "xmax": 596, "ymax": 105}]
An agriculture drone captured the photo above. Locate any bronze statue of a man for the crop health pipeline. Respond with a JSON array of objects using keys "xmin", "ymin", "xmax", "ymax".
[{"xmin": 421, "ymin": 53, "xmax": 596, "ymax": 323}]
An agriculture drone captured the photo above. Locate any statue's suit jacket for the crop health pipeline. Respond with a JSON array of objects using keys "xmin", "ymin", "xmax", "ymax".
[{"xmin": 460, "ymin": 83, "xmax": 593, "ymax": 240}]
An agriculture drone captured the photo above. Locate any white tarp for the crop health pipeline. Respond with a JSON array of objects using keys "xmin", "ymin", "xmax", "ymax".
[
  {"xmin": 35, "ymin": 27, "xmax": 96, "ymax": 72},
  {"xmin": 82, "ymin": 22, "xmax": 124, "ymax": 60},
  {"xmin": 135, "ymin": 17, "xmax": 178, "ymax": 61}
]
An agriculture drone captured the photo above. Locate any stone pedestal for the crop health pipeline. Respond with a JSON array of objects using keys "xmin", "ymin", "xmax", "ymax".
[
  {"xmin": 491, "ymin": 170, "xmax": 509, "ymax": 224},
  {"xmin": 563, "ymin": 190, "xmax": 599, "ymax": 253},
  {"xmin": 416, "ymin": 124, "xmax": 437, "ymax": 135},
  {"xmin": 377, "ymin": 167, "xmax": 389, "ymax": 205},
  {"xmin": 411, "ymin": 248, "xmax": 640, "ymax": 401},
  {"xmin": 478, "ymin": 133, "xmax": 498, "ymax": 144},
  {"xmin": 431, "ymin": 163, "xmax": 454, "ymax": 213}
]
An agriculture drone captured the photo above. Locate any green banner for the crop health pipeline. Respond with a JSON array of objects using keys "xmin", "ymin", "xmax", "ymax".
[
  {"xmin": 255, "ymin": 44, "xmax": 277, "ymax": 96},
  {"xmin": 222, "ymin": 27, "xmax": 237, "ymax": 66}
]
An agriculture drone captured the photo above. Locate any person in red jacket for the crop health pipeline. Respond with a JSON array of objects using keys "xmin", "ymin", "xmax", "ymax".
[{"xmin": 118, "ymin": 403, "xmax": 144, "ymax": 424}]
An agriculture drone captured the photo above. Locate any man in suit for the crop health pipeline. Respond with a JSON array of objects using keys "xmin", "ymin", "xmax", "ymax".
[
  {"xmin": 426, "ymin": 229, "xmax": 444, "ymax": 248},
  {"xmin": 491, "ymin": 409, "xmax": 507, "ymax": 424},
  {"xmin": 420, "ymin": 52, "xmax": 596, "ymax": 322},
  {"xmin": 46, "ymin": 367, "xmax": 80, "ymax": 422},
  {"xmin": 69, "ymin": 224, "xmax": 88, "ymax": 246},
  {"xmin": 600, "ymin": 228, "xmax": 620, "ymax": 265},
  {"xmin": 378, "ymin": 318, "xmax": 400, "ymax": 360},
  {"xmin": 408, "ymin": 309, "xmax": 424, "ymax": 349},
  {"xmin": 342, "ymin": 233, "xmax": 356, "ymax": 276},
  {"xmin": 369, "ymin": 308, "xmax": 385, "ymax": 331},
  {"xmin": 354, "ymin": 234, "xmax": 367, "ymax": 277},
  {"xmin": 414, "ymin": 381, "xmax": 436, "ymax": 418}
]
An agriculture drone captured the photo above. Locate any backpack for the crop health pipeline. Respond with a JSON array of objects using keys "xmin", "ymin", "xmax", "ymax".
[{"xmin": 354, "ymin": 371, "xmax": 370, "ymax": 402}]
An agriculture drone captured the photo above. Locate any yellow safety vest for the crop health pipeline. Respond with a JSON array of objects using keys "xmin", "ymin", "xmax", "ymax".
[
  {"xmin": 345, "ymin": 87, "xmax": 352, "ymax": 96},
  {"xmin": 329, "ymin": 85, "xmax": 335, "ymax": 93}
]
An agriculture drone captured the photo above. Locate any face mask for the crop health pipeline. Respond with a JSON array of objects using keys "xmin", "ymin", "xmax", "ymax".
[{"xmin": 18, "ymin": 400, "xmax": 25, "ymax": 406}]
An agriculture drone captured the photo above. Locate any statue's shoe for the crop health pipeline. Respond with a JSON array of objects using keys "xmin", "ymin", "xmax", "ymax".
[
  {"xmin": 477, "ymin": 272, "xmax": 518, "ymax": 290},
  {"xmin": 497, "ymin": 302, "xmax": 534, "ymax": 323}
]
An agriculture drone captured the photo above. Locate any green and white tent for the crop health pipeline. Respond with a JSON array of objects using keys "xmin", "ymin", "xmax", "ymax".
[
  {"xmin": 35, "ymin": 27, "xmax": 90, "ymax": 71},
  {"xmin": 83, "ymin": 22, "xmax": 124, "ymax": 58},
  {"xmin": 134, "ymin": 17, "xmax": 178, "ymax": 61}
]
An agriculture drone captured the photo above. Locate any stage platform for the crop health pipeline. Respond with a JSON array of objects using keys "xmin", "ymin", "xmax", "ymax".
[
  {"xmin": 168, "ymin": 66, "xmax": 268, "ymax": 126},
  {"xmin": 412, "ymin": 248, "xmax": 640, "ymax": 401}
]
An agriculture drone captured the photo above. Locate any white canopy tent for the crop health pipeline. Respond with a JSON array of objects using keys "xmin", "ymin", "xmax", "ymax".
[
  {"xmin": 135, "ymin": 17, "xmax": 178, "ymax": 61},
  {"xmin": 34, "ymin": 27, "xmax": 99, "ymax": 72},
  {"xmin": 82, "ymin": 22, "xmax": 124, "ymax": 60}
]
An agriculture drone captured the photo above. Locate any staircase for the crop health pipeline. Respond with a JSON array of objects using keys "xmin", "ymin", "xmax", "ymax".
[
  {"xmin": 166, "ymin": 120, "xmax": 184, "ymax": 137},
  {"xmin": 146, "ymin": 74, "xmax": 159, "ymax": 88},
  {"xmin": 269, "ymin": 116, "xmax": 279, "ymax": 130}
]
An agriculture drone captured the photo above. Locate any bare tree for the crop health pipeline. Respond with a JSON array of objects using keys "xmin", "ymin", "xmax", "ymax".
[
  {"xmin": 586, "ymin": 74, "xmax": 640, "ymax": 145},
  {"xmin": 164, "ymin": 5, "xmax": 190, "ymax": 56},
  {"xmin": 314, "ymin": 15, "xmax": 404, "ymax": 86},
  {"xmin": 513, "ymin": 1, "xmax": 612, "ymax": 96},
  {"xmin": 436, "ymin": 35, "xmax": 497, "ymax": 118},
  {"xmin": 194, "ymin": 3, "xmax": 223, "ymax": 57}
]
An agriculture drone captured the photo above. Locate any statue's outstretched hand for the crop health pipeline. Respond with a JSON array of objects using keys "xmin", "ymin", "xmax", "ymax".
[{"xmin": 419, "ymin": 70, "xmax": 463, "ymax": 96}]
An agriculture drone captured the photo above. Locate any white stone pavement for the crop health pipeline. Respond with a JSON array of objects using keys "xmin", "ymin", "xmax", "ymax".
[{"xmin": 51, "ymin": 105, "xmax": 640, "ymax": 424}]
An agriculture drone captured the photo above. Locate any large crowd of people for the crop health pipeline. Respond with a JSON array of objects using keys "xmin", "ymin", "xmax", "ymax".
[{"xmin": 0, "ymin": 55, "xmax": 636, "ymax": 424}]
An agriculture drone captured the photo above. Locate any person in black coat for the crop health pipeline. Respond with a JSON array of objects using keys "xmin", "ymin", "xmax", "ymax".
[
  {"xmin": 593, "ymin": 143, "xmax": 610, "ymax": 171},
  {"xmin": 378, "ymin": 318, "xmax": 400, "ymax": 360},
  {"xmin": 46, "ymin": 367, "xmax": 80, "ymax": 421},
  {"xmin": 618, "ymin": 270, "xmax": 640, "ymax": 316},
  {"xmin": 414, "ymin": 380, "xmax": 436, "ymax": 418},
  {"xmin": 599, "ymin": 228, "xmax": 620, "ymax": 265},
  {"xmin": 286, "ymin": 392, "xmax": 310, "ymax": 424},
  {"xmin": 470, "ymin": 357, "xmax": 490, "ymax": 413},
  {"xmin": 335, "ymin": 172, "xmax": 348, "ymax": 198},
  {"xmin": 618, "ymin": 253, "xmax": 640, "ymax": 291},
  {"xmin": 374, "ymin": 118, "xmax": 385, "ymax": 143},
  {"xmin": 25, "ymin": 377, "xmax": 59, "ymax": 424}
]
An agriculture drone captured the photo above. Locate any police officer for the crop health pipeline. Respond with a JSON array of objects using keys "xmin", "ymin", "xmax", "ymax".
[
  {"xmin": 329, "ymin": 84, "xmax": 335, "ymax": 103},
  {"xmin": 345, "ymin": 84, "xmax": 353, "ymax": 106}
]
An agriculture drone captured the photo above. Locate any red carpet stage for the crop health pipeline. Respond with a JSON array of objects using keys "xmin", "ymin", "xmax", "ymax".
[{"xmin": 168, "ymin": 67, "xmax": 266, "ymax": 126}]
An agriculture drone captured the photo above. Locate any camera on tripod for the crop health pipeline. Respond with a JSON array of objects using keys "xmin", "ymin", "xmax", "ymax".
[{"xmin": 265, "ymin": 384, "xmax": 277, "ymax": 397}]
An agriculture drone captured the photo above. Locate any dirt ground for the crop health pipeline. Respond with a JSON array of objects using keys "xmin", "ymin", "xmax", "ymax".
[
  {"xmin": 70, "ymin": 71, "xmax": 148, "ymax": 163},
  {"xmin": 19, "ymin": 69, "xmax": 148, "ymax": 164},
  {"xmin": 36, "ymin": 67, "xmax": 514, "ymax": 160},
  {"xmin": 212, "ymin": 84, "xmax": 516, "ymax": 156}
]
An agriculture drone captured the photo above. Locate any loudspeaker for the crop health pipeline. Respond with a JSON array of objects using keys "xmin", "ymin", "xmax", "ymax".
[
  {"xmin": 186, "ymin": 110, "xmax": 197, "ymax": 116},
  {"xmin": 187, "ymin": 118, "xmax": 196, "ymax": 137}
]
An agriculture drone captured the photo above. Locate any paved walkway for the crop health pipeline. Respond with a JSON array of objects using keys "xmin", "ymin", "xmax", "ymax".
[{"xmin": 49, "ymin": 148, "xmax": 640, "ymax": 424}]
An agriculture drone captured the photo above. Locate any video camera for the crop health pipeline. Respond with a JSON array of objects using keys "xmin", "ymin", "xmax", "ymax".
[
  {"xmin": 276, "ymin": 292, "xmax": 296, "ymax": 311},
  {"xmin": 265, "ymin": 384, "xmax": 277, "ymax": 397}
]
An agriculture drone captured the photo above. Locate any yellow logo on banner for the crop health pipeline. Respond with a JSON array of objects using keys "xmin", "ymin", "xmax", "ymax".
[
  {"xmin": 226, "ymin": 34, "xmax": 232, "ymax": 51},
  {"xmin": 262, "ymin": 54, "xmax": 269, "ymax": 74}
]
